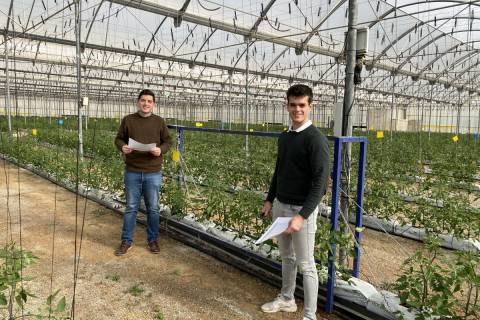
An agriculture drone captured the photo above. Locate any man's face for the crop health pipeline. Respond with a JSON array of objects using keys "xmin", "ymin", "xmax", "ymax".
[
  {"xmin": 137, "ymin": 94, "xmax": 155, "ymax": 114},
  {"xmin": 287, "ymin": 95, "xmax": 311, "ymax": 126}
]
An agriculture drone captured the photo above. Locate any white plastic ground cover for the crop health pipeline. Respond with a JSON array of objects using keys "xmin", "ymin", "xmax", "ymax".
[
  {"xmin": 318, "ymin": 203, "xmax": 480, "ymax": 252},
  {"xmin": 335, "ymin": 278, "xmax": 417, "ymax": 320}
]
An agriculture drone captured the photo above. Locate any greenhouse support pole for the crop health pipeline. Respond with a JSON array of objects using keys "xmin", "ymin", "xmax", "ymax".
[
  {"xmin": 178, "ymin": 127, "xmax": 183, "ymax": 159},
  {"xmin": 416, "ymin": 92, "xmax": 421, "ymax": 133},
  {"xmin": 326, "ymin": 138, "xmax": 342, "ymax": 313},
  {"xmin": 352, "ymin": 139, "xmax": 367, "ymax": 278},
  {"xmin": 4, "ymin": 33, "xmax": 12, "ymax": 133},
  {"xmin": 456, "ymin": 90, "xmax": 461, "ymax": 135},
  {"xmin": 339, "ymin": 0, "xmax": 358, "ymax": 267},
  {"xmin": 174, "ymin": 88, "xmax": 177, "ymax": 125},
  {"xmin": 468, "ymin": 95, "xmax": 471, "ymax": 134},
  {"xmin": 428, "ymin": 83, "xmax": 433, "ymax": 139},
  {"xmin": 141, "ymin": 56, "xmax": 145, "ymax": 87},
  {"xmin": 245, "ymin": 37, "xmax": 250, "ymax": 153},
  {"xmin": 436, "ymin": 104, "xmax": 441, "ymax": 133},
  {"xmin": 389, "ymin": 74, "xmax": 395, "ymax": 140},
  {"xmin": 450, "ymin": 104, "xmax": 455, "ymax": 134},
  {"xmin": 476, "ymin": 107, "xmax": 480, "ymax": 142},
  {"xmin": 85, "ymin": 88, "xmax": 88, "ymax": 131},
  {"xmin": 229, "ymin": 76, "xmax": 232, "ymax": 129},
  {"xmin": 75, "ymin": 0, "xmax": 84, "ymax": 158},
  {"xmin": 221, "ymin": 87, "xmax": 225, "ymax": 129},
  {"xmin": 163, "ymin": 77, "xmax": 166, "ymax": 115},
  {"xmin": 333, "ymin": 61, "xmax": 340, "ymax": 129}
]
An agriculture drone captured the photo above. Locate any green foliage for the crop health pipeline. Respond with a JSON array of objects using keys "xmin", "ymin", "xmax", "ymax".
[
  {"xmin": 127, "ymin": 284, "xmax": 145, "ymax": 297},
  {"xmin": 161, "ymin": 179, "xmax": 187, "ymax": 217},
  {"xmin": 105, "ymin": 274, "xmax": 120, "ymax": 282},
  {"xmin": 4, "ymin": 118, "xmax": 479, "ymax": 242},
  {"xmin": 153, "ymin": 307, "xmax": 165, "ymax": 320},
  {"xmin": 454, "ymin": 251, "xmax": 480, "ymax": 319},
  {"xmin": 0, "ymin": 242, "xmax": 69, "ymax": 319},
  {"xmin": 35, "ymin": 289, "xmax": 70, "ymax": 320},
  {"xmin": 173, "ymin": 268, "xmax": 182, "ymax": 276},
  {"xmin": 395, "ymin": 236, "xmax": 480, "ymax": 319},
  {"xmin": 0, "ymin": 242, "xmax": 38, "ymax": 318}
]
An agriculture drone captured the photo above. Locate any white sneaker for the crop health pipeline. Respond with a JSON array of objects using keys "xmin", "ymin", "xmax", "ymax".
[{"xmin": 261, "ymin": 295, "xmax": 297, "ymax": 313}]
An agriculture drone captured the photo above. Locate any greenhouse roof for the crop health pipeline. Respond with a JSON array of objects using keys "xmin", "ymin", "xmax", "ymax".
[{"xmin": 1, "ymin": 0, "xmax": 480, "ymax": 104}]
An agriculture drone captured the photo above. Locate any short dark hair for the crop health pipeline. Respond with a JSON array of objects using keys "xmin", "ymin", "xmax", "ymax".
[
  {"xmin": 137, "ymin": 89, "xmax": 155, "ymax": 102},
  {"xmin": 286, "ymin": 84, "xmax": 313, "ymax": 104}
]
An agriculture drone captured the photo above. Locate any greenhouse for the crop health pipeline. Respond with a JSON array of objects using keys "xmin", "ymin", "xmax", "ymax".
[{"xmin": 0, "ymin": 0, "xmax": 479, "ymax": 319}]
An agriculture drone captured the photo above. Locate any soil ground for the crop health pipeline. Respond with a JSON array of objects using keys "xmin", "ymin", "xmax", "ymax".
[{"xmin": 0, "ymin": 160, "xmax": 452, "ymax": 319}]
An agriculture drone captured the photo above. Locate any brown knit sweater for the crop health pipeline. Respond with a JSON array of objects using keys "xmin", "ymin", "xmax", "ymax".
[{"xmin": 115, "ymin": 112, "xmax": 172, "ymax": 172}]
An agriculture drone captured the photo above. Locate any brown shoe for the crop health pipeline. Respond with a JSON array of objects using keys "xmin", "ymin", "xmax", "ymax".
[
  {"xmin": 148, "ymin": 240, "xmax": 160, "ymax": 254},
  {"xmin": 115, "ymin": 240, "xmax": 132, "ymax": 256}
]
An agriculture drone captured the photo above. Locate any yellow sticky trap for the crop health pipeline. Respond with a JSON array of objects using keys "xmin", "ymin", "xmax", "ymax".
[
  {"xmin": 376, "ymin": 131, "xmax": 384, "ymax": 139},
  {"xmin": 115, "ymin": 119, "xmax": 119, "ymax": 123},
  {"xmin": 262, "ymin": 123, "xmax": 265, "ymax": 127},
  {"xmin": 32, "ymin": 128, "xmax": 37, "ymax": 136},
  {"xmin": 249, "ymin": 129, "xmax": 254, "ymax": 132},
  {"xmin": 171, "ymin": 150, "xmax": 180, "ymax": 162},
  {"xmin": 284, "ymin": 127, "xmax": 288, "ymax": 131},
  {"xmin": 452, "ymin": 135, "xmax": 459, "ymax": 142},
  {"xmin": 195, "ymin": 122, "xmax": 203, "ymax": 127}
]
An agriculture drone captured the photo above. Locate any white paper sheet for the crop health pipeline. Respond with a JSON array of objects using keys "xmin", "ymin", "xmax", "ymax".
[
  {"xmin": 255, "ymin": 217, "xmax": 292, "ymax": 245},
  {"xmin": 128, "ymin": 138, "xmax": 156, "ymax": 152}
]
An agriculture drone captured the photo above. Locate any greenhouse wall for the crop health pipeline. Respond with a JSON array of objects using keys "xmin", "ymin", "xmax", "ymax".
[{"xmin": 1, "ymin": 95, "xmax": 479, "ymax": 134}]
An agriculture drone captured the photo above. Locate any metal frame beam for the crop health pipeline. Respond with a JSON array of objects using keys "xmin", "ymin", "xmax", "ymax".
[
  {"xmin": 174, "ymin": 0, "xmax": 192, "ymax": 27},
  {"xmin": 435, "ymin": 49, "xmax": 480, "ymax": 80},
  {"xmin": 368, "ymin": 13, "xmax": 478, "ymax": 69},
  {"xmin": 396, "ymin": 29, "xmax": 480, "ymax": 72},
  {"xmin": 106, "ymin": 0, "xmax": 473, "ymax": 93},
  {"xmin": 295, "ymin": 0, "xmax": 347, "ymax": 55},
  {"xmin": 250, "ymin": 0, "xmax": 277, "ymax": 34}
]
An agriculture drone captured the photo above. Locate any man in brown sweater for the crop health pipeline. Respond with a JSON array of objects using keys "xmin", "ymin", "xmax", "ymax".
[{"xmin": 114, "ymin": 89, "xmax": 172, "ymax": 255}]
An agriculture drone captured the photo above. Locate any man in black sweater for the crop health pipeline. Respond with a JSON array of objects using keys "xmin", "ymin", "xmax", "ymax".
[{"xmin": 260, "ymin": 84, "xmax": 329, "ymax": 320}]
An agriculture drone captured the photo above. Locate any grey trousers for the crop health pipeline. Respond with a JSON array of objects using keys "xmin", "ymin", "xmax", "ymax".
[{"xmin": 273, "ymin": 200, "xmax": 318, "ymax": 320}]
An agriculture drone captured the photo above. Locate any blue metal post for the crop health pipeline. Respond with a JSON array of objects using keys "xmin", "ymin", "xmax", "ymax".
[
  {"xmin": 178, "ymin": 127, "xmax": 184, "ymax": 160},
  {"xmin": 325, "ymin": 137, "xmax": 342, "ymax": 312},
  {"xmin": 352, "ymin": 141, "xmax": 367, "ymax": 278},
  {"xmin": 176, "ymin": 127, "xmax": 184, "ymax": 182}
]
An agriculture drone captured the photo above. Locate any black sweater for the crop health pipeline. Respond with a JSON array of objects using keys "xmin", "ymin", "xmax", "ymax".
[{"xmin": 266, "ymin": 125, "xmax": 329, "ymax": 219}]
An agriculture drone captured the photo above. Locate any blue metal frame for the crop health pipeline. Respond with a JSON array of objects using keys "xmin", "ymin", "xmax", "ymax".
[
  {"xmin": 169, "ymin": 126, "xmax": 367, "ymax": 313},
  {"xmin": 178, "ymin": 127, "xmax": 184, "ymax": 157},
  {"xmin": 168, "ymin": 125, "xmax": 282, "ymax": 138},
  {"xmin": 325, "ymin": 136, "xmax": 368, "ymax": 312}
]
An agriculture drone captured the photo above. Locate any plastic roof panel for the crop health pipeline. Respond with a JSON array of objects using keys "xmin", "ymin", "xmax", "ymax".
[{"xmin": 0, "ymin": 0, "xmax": 479, "ymax": 102}]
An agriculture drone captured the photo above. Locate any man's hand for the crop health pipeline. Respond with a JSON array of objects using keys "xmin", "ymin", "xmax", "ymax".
[
  {"xmin": 284, "ymin": 214, "xmax": 304, "ymax": 234},
  {"xmin": 122, "ymin": 144, "xmax": 133, "ymax": 154},
  {"xmin": 150, "ymin": 147, "xmax": 162, "ymax": 157},
  {"xmin": 260, "ymin": 201, "xmax": 272, "ymax": 218}
]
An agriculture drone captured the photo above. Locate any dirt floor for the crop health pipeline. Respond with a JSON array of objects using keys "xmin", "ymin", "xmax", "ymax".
[
  {"xmin": 0, "ymin": 160, "xmax": 342, "ymax": 320},
  {"xmin": 0, "ymin": 159, "xmax": 449, "ymax": 320}
]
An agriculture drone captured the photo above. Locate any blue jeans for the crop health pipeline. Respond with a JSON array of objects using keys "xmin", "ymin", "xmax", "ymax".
[{"xmin": 121, "ymin": 170, "xmax": 162, "ymax": 244}]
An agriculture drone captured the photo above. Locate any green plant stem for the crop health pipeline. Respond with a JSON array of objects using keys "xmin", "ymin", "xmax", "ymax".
[
  {"xmin": 464, "ymin": 283, "xmax": 472, "ymax": 319},
  {"xmin": 8, "ymin": 284, "xmax": 15, "ymax": 320},
  {"xmin": 420, "ymin": 263, "xmax": 428, "ymax": 306}
]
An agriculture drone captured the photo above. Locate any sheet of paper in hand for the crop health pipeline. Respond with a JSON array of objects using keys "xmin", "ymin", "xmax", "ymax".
[
  {"xmin": 128, "ymin": 138, "xmax": 156, "ymax": 152},
  {"xmin": 255, "ymin": 217, "xmax": 292, "ymax": 245}
]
